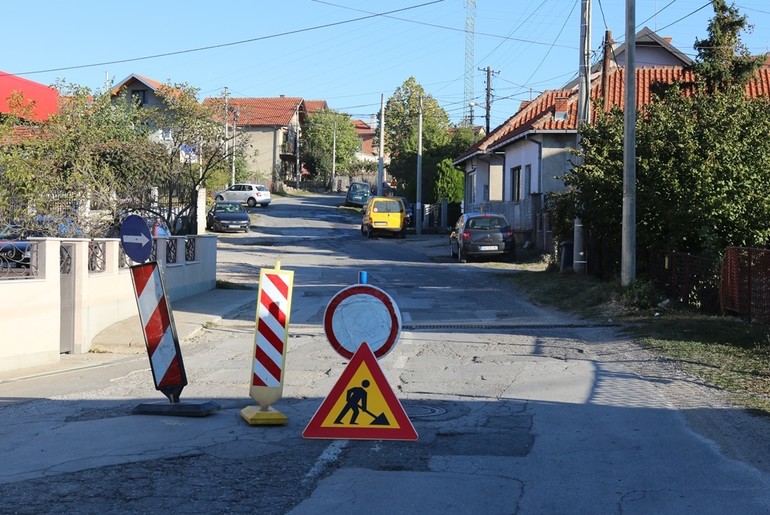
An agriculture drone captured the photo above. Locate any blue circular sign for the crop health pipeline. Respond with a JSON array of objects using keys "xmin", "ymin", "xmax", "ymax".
[{"xmin": 120, "ymin": 215, "xmax": 153, "ymax": 263}]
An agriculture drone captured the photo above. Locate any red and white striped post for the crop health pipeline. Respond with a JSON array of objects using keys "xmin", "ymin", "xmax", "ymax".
[
  {"xmin": 130, "ymin": 261, "xmax": 219, "ymax": 416},
  {"xmin": 241, "ymin": 261, "xmax": 294, "ymax": 425}
]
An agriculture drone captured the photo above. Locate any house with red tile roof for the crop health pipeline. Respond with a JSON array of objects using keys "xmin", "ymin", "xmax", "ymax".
[
  {"xmin": 0, "ymin": 71, "xmax": 58, "ymax": 122},
  {"xmin": 452, "ymin": 27, "xmax": 734, "ymax": 252},
  {"xmin": 353, "ymin": 119, "xmax": 377, "ymax": 161},
  {"xmin": 111, "ymin": 73, "xmax": 165, "ymax": 108},
  {"xmin": 305, "ymin": 100, "xmax": 328, "ymax": 115},
  {"xmin": 203, "ymin": 95, "xmax": 306, "ymax": 188}
]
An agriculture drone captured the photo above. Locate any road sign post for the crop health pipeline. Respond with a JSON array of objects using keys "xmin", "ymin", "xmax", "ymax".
[
  {"xmin": 303, "ymin": 343, "xmax": 417, "ymax": 440},
  {"xmin": 241, "ymin": 261, "xmax": 295, "ymax": 425},
  {"xmin": 323, "ymin": 281, "xmax": 402, "ymax": 359},
  {"xmin": 120, "ymin": 214, "xmax": 153, "ymax": 263},
  {"xmin": 304, "ymin": 277, "xmax": 417, "ymax": 440}
]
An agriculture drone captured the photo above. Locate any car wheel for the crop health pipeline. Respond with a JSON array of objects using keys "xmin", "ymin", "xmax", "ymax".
[
  {"xmin": 247, "ymin": 198, "xmax": 257, "ymax": 207},
  {"xmin": 215, "ymin": 195, "xmax": 224, "ymax": 201}
]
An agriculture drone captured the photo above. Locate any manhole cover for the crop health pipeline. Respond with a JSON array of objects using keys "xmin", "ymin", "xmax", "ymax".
[{"xmin": 405, "ymin": 404, "xmax": 448, "ymax": 419}]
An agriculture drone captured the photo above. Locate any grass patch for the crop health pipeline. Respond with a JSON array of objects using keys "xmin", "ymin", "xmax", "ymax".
[{"xmin": 503, "ymin": 259, "xmax": 770, "ymax": 414}]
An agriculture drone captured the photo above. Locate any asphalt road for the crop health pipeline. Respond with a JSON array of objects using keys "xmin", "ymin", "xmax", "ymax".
[{"xmin": 1, "ymin": 192, "xmax": 770, "ymax": 514}]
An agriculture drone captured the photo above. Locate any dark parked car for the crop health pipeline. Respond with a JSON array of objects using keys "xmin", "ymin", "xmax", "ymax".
[
  {"xmin": 345, "ymin": 181, "xmax": 370, "ymax": 208},
  {"xmin": 0, "ymin": 224, "xmax": 33, "ymax": 269},
  {"xmin": 397, "ymin": 196, "xmax": 414, "ymax": 227},
  {"xmin": 0, "ymin": 217, "xmax": 85, "ymax": 270},
  {"xmin": 206, "ymin": 201, "xmax": 251, "ymax": 233},
  {"xmin": 449, "ymin": 213, "xmax": 515, "ymax": 263}
]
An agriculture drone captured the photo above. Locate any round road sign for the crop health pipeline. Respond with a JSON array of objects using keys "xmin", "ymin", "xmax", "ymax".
[
  {"xmin": 323, "ymin": 284, "xmax": 401, "ymax": 359},
  {"xmin": 120, "ymin": 214, "xmax": 153, "ymax": 263}
]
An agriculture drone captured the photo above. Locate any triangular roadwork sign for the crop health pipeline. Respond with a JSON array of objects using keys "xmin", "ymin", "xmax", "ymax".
[{"xmin": 303, "ymin": 343, "xmax": 418, "ymax": 441}]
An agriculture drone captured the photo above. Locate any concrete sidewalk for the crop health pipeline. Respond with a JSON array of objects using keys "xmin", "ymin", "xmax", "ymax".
[
  {"xmin": 0, "ymin": 288, "xmax": 257, "ymax": 383},
  {"xmin": 90, "ymin": 287, "xmax": 257, "ymax": 353}
]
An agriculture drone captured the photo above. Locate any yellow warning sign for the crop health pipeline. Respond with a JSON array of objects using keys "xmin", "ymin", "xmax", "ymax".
[
  {"xmin": 303, "ymin": 343, "xmax": 418, "ymax": 440},
  {"xmin": 320, "ymin": 361, "xmax": 397, "ymax": 428}
]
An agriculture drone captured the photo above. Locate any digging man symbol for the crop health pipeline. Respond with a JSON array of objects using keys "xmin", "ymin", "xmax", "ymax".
[{"xmin": 335, "ymin": 380, "xmax": 371, "ymax": 425}]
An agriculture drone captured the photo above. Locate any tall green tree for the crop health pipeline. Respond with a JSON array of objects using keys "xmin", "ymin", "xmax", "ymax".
[
  {"xmin": 301, "ymin": 109, "xmax": 360, "ymax": 188},
  {"xmin": 383, "ymin": 77, "xmax": 451, "ymax": 201},
  {"xmin": 688, "ymin": 0, "xmax": 764, "ymax": 93},
  {"xmin": 433, "ymin": 158, "xmax": 465, "ymax": 203}
]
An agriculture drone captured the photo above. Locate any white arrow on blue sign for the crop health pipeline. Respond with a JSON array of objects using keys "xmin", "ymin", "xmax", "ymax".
[{"xmin": 120, "ymin": 214, "xmax": 153, "ymax": 263}]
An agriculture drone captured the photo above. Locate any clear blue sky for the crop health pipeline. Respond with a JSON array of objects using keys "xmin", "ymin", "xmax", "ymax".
[{"xmin": 3, "ymin": 1, "xmax": 769, "ymax": 128}]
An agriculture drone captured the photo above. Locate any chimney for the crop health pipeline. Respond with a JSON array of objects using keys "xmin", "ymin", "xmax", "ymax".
[{"xmin": 554, "ymin": 96, "xmax": 569, "ymax": 120}]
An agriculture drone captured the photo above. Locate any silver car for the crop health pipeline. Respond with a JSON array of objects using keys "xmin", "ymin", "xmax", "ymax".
[{"xmin": 214, "ymin": 183, "xmax": 271, "ymax": 207}]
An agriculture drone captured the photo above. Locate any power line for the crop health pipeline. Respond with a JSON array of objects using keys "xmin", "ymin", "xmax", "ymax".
[{"xmin": 7, "ymin": 0, "xmax": 448, "ymax": 78}]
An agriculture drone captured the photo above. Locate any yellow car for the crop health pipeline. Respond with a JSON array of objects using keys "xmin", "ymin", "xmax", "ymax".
[{"xmin": 361, "ymin": 196, "xmax": 406, "ymax": 239}]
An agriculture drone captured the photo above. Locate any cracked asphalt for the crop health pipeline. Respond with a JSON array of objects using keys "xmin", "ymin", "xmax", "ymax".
[{"xmin": 2, "ymin": 193, "xmax": 770, "ymax": 514}]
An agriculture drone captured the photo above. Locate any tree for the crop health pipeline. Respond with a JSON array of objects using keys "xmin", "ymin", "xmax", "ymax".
[
  {"xmin": 433, "ymin": 159, "xmax": 465, "ymax": 203},
  {"xmin": 1, "ymin": 81, "xmax": 234, "ymax": 236},
  {"xmin": 301, "ymin": 109, "xmax": 360, "ymax": 187},
  {"xmin": 550, "ymin": 2, "xmax": 770, "ymax": 276},
  {"xmin": 688, "ymin": 0, "xmax": 765, "ymax": 94},
  {"xmin": 383, "ymin": 77, "xmax": 451, "ymax": 201},
  {"xmin": 138, "ymin": 83, "xmax": 232, "ymax": 234},
  {"xmin": 0, "ymin": 83, "xmax": 160, "ymax": 235}
]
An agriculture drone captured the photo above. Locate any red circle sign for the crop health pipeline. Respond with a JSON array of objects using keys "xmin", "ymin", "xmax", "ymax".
[{"xmin": 323, "ymin": 284, "xmax": 401, "ymax": 359}]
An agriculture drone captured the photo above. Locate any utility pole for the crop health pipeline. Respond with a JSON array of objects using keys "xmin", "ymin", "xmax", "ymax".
[
  {"xmin": 478, "ymin": 66, "xmax": 498, "ymax": 134},
  {"xmin": 572, "ymin": 0, "xmax": 591, "ymax": 274},
  {"xmin": 230, "ymin": 108, "xmax": 239, "ymax": 186},
  {"xmin": 377, "ymin": 94, "xmax": 385, "ymax": 196},
  {"xmin": 416, "ymin": 96, "xmax": 423, "ymax": 236},
  {"xmin": 622, "ymin": 0, "xmax": 637, "ymax": 285},
  {"xmin": 223, "ymin": 87, "xmax": 230, "ymax": 185}
]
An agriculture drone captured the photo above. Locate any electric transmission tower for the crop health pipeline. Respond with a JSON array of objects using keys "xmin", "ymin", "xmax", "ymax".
[{"xmin": 463, "ymin": 0, "xmax": 476, "ymax": 126}]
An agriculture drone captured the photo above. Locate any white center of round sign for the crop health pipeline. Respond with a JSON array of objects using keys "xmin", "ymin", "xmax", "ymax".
[{"xmin": 323, "ymin": 284, "xmax": 401, "ymax": 359}]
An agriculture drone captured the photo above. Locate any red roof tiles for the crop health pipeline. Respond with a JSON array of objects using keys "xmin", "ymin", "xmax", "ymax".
[
  {"xmin": 203, "ymin": 96, "xmax": 304, "ymax": 126},
  {"xmin": 458, "ymin": 66, "xmax": 770, "ymax": 161}
]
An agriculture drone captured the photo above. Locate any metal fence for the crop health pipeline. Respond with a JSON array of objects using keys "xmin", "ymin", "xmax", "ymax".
[
  {"xmin": 650, "ymin": 251, "xmax": 721, "ymax": 314},
  {"xmin": 720, "ymin": 247, "xmax": 770, "ymax": 323},
  {"xmin": 649, "ymin": 247, "xmax": 770, "ymax": 323}
]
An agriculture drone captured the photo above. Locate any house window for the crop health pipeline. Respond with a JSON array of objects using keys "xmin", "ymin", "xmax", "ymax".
[
  {"xmin": 524, "ymin": 164, "xmax": 532, "ymax": 195},
  {"xmin": 511, "ymin": 166, "xmax": 522, "ymax": 202},
  {"xmin": 132, "ymin": 89, "xmax": 147, "ymax": 107},
  {"xmin": 469, "ymin": 170, "xmax": 476, "ymax": 204}
]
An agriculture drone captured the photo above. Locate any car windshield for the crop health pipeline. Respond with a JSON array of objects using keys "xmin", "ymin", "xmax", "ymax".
[
  {"xmin": 349, "ymin": 183, "xmax": 368, "ymax": 194},
  {"xmin": 216, "ymin": 203, "xmax": 243, "ymax": 213},
  {"xmin": 372, "ymin": 200, "xmax": 403, "ymax": 213},
  {"xmin": 468, "ymin": 217, "xmax": 506, "ymax": 230}
]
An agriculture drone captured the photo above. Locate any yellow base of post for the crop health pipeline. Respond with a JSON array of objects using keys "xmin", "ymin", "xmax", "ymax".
[{"xmin": 240, "ymin": 405, "xmax": 288, "ymax": 426}]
